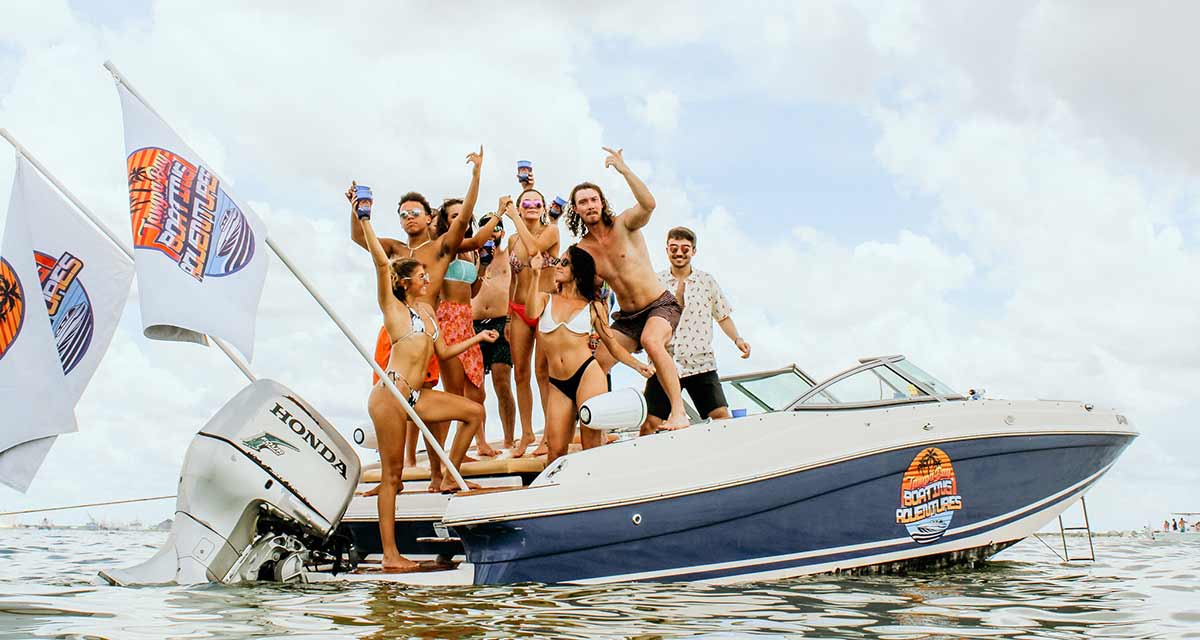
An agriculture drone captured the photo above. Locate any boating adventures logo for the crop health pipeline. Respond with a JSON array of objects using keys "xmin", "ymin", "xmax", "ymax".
[
  {"xmin": 0, "ymin": 257, "xmax": 24, "ymax": 362},
  {"xmin": 34, "ymin": 251, "xmax": 94, "ymax": 375},
  {"xmin": 896, "ymin": 447, "xmax": 963, "ymax": 544},
  {"xmin": 126, "ymin": 147, "xmax": 256, "ymax": 281}
]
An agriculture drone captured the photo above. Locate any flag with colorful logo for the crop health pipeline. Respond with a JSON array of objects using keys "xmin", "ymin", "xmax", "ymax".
[
  {"xmin": 114, "ymin": 81, "xmax": 267, "ymax": 361},
  {"xmin": 0, "ymin": 159, "xmax": 76, "ymax": 492},
  {"xmin": 0, "ymin": 155, "xmax": 136, "ymax": 492}
]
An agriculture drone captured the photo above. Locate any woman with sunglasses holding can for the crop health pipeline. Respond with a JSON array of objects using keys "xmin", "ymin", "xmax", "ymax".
[
  {"xmin": 352, "ymin": 185, "xmax": 498, "ymax": 572},
  {"xmin": 500, "ymin": 191, "xmax": 558, "ymax": 457}
]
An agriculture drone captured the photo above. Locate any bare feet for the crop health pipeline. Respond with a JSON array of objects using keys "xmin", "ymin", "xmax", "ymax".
[
  {"xmin": 439, "ymin": 478, "xmax": 482, "ymax": 493},
  {"xmin": 380, "ymin": 556, "xmax": 421, "ymax": 573},
  {"xmin": 427, "ymin": 474, "xmax": 442, "ymax": 493},
  {"xmin": 659, "ymin": 412, "xmax": 690, "ymax": 431},
  {"xmin": 357, "ymin": 485, "xmax": 381, "ymax": 497},
  {"xmin": 531, "ymin": 441, "xmax": 549, "ymax": 456},
  {"xmin": 510, "ymin": 433, "xmax": 535, "ymax": 458},
  {"xmin": 475, "ymin": 442, "xmax": 499, "ymax": 457}
]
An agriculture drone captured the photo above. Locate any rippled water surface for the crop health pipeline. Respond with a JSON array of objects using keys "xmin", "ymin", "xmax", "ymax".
[{"xmin": 0, "ymin": 529, "xmax": 1197, "ymax": 638}]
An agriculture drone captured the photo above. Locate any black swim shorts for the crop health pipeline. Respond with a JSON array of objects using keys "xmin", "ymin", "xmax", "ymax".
[{"xmin": 644, "ymin": 369, "xmax": 728, "ymax": 420}]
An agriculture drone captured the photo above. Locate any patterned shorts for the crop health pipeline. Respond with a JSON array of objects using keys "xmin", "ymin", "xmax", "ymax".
[{"xmin": 437, "ymin": 300, "xmax": 485, "ymax": 388}]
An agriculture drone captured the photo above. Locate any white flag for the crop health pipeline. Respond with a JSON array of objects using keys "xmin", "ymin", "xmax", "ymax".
[
  {"xmin": 115, "ymin": 81, "xmax": 267, "ymax": 361},
  {"xmin": 0, "ymin": 156, "xmax": 136, "ymax": 492},
  {"xmin": 0, "ymin": 160, "xmax": 76, "ymax": 491}
]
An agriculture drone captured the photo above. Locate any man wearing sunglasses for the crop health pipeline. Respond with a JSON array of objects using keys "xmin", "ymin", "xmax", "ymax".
[
  {"xmin": 347, "ymin": 147, "xmax": 486, "ymax": 484},
  {"xmin": 569, "ymin": 146, "xmax": 690, "ymax": 431},
  {"xmin": 644, "ymin": 227, "xmax": 750, "ymax": 431}
]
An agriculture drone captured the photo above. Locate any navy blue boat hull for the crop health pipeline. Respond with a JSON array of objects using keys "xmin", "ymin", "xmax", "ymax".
[{"xmin": 452, "ymin": 433, "xmax": 1133, "ymax": 584}]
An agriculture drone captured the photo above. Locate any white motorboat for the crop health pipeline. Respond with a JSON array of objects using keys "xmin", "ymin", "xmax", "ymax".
[{"xmin": 103, "ymin": 355, "xmax": 1136, "ymax": 587}]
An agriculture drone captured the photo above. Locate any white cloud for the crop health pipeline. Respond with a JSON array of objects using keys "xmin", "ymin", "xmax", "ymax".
[{"xmin": 627, "ymin": 89, "xmax": 681, "ymax": 134}]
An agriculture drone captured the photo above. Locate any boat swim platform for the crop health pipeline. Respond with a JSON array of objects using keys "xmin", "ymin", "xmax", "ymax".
[{"xmin": 357, "ymin": 441, "xmax": 603, "ymax": 484}]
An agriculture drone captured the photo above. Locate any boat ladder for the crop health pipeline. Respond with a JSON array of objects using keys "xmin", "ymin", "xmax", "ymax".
[{"xmin": 1034, "ymin": 496, "xmax": 1096, "ymax": 562}]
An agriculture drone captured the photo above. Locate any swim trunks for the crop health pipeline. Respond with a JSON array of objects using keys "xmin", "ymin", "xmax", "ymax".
[
  {"xmin": 474, "ymin": 316, "xmax": 512, "ymax": 373},
  {"xmin": 610, "ymin": 290, "xmax": 682, "ymax": 348},
  {"xmin": 437, "ymin": 300, "xmax": 485, "ymax": 388}
]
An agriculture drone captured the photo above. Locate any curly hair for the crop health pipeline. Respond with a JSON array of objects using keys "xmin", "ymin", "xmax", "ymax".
[
  {"xmin": 397, "ymin": 192, "xmax": 432, "ymax": 216},
  {"xmin": 566, "ymin": 182, "xmax": 614, "ymax": 237},
  {"xmin": 389, "ymin": 257, "xmax": 423, "ymax": 302}
]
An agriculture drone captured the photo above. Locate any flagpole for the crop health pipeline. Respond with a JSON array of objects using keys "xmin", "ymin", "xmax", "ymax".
[
  {"xmin": 0, "ymin": 128, "xmax": 257, "ymax": 384},
  {"xmin": 101, "ymin": 62, "xmax": 468, "ymax": 491}
]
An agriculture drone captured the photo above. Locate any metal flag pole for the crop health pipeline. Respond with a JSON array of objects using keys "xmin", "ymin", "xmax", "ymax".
[
  {"xmin": 0, "ymin": 127, "xmax": 257, "ymax": 384},
  {"xmin": 101, "ymin": 61, "xmax": 468, "ymax": 491}
]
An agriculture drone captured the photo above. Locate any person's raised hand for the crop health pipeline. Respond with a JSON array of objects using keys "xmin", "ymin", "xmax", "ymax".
[
  {"xmin": 499, "ymin": 196, "xmax": 518, "ymax": 220},
  {"xmin": 466, "ymin": 146, "xmax": 483, "ymax": 175},
  {"xmin": 602, "ymin": 146, "xmax": 627, "ymax": 174},
  {"xmin": 529, "ymin": 253, "xmax": 545, "ymax": 270},
  {"xmin": 345, "ymin": 180, "xmax": 357, "ymax": 203}
]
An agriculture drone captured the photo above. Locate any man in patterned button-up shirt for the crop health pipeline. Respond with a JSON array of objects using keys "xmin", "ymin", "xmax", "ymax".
[{"xmin": 642, "ymin": 227, "xmax": 751, "ymax": 432}]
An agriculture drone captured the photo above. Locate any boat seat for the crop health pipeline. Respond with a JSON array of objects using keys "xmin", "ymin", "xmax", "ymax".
[{"xmin": 360, "ymin": 455, "xmax": 549, "ymax": 484}]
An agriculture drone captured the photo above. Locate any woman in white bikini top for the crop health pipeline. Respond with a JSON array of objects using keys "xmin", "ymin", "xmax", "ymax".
[
  {"xmin": 356, "ymin": 193, "xmax": 499, "ymax": 573},
  {"xmin": 525, "ymin": 245, "xmax": 654, "ymax": 465}
]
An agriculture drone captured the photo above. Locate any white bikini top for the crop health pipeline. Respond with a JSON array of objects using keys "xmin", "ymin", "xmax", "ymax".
[{"xmin": 538, "ymin": 296, "xmax": 592, "ymax": 336}]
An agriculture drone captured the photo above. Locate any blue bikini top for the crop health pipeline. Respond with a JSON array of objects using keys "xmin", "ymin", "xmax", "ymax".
[{"xmin": 444, "ymin": 258, "xmax": 478, "ymax": 283}]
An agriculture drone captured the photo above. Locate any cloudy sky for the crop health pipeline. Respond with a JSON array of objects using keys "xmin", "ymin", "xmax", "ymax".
[{"xmin": 1, "ymin": 1, "xmax": 1196, "ymax": 529}]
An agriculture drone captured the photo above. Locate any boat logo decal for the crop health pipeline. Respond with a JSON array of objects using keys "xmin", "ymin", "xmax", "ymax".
[
  {"xmin": 126, "ymin": 147, "xmax": 257, "ymax": 281},
  {"xmin": 0, "ymin": 257, "xmax": 25, "ymax": 362},
  {"xmin": 896, "ymin": 447, "xmax": 962, "ymax": 544},
  {"xmin": 34, "ymin": 250, "xmax": 94, "ymax": 375},
  {"xmin": 242, "ymin": 432, "xmax": 300, "ymax": 457}
]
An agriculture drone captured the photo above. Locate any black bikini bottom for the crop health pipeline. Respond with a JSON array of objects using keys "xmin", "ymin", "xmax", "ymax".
[{"xmin": 548, "ymin": 356, "xmax": 597, "ymax": 402}]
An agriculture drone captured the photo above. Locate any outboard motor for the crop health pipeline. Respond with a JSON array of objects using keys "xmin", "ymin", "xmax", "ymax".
[
  {"xmin": 578, "ymin": 388, "xmax": 648, "ymax": 433},
  {"xmin": 99, "ymin": 379, "xmax": 361, "ymax": 586}
]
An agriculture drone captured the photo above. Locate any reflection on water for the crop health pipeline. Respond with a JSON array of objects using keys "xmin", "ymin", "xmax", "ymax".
[{"xmin": 0, "ymin": 529, "xmax": 1197, "ymax": 638}]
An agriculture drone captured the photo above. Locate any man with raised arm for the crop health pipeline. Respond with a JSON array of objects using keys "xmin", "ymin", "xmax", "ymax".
[
  {"xmin": 347, "ymin": 147, "xmax": 488, "ymax": 490},
  {"xmin": 566, "ymin": 147, "xmax": 689, "ymax": 430}
]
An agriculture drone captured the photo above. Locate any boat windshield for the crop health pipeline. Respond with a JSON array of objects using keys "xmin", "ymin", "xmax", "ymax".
[
  {"xmin": 715, "ymin": 366, "xmax": 816, "ymax": 415},
  {"xmin": 798, "ymin": 364, "xmax": 927, "ymax": 406},
  {"xmin": 790, "ymin": 356, "xmax": 963, "ymax": 409}
]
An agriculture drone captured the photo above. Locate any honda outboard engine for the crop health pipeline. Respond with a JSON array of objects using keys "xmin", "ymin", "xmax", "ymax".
[{"xmin": 99, "ymin": 379, "xmax": 361, "ymax": 586}]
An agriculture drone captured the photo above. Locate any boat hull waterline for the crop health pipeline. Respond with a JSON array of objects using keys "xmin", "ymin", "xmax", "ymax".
[{"xmin": 449, "ymin": 431, "xmax": 1133, "ymax": 584}]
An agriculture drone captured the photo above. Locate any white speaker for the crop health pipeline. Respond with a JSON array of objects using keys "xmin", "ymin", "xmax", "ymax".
[
  {"xmin": 578, "ymin": 388, "xmax": 648, "ymax": 433},
  {"xmin": 353, "ymin": 425, "xmax": 378, "ymax": 450}
]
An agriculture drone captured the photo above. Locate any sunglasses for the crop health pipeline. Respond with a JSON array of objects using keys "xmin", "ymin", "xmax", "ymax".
[
  {"xmin": 520, "ymin": 199, "xmax": 543, "ymax": 210},
  {"xmin": 668, "ymin": 245, "xmax": 692, "ymax": 254},
  {"xmin": 546, "ymin": 256, "xmax": 571, "ymax": 267},
  {"xmin": 402, "ymin": 272, "xmax": 431, "ymax": 283},
  {"xmin": 397, "ymin": 207, "xmax": 426, "ymax": 219}
]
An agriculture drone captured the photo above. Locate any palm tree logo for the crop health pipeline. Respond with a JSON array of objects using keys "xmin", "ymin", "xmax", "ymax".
[
  {"xmin": 916, "ymin": 448, "xmax": 942, "ymax": 475},
  {"xmin": 0, "ymin": 258, "xmax": 26, "ymax": 361}
]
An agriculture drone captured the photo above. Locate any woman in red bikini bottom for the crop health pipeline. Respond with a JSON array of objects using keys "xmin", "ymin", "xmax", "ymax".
[
  {"xmin": 525, "ymin": 245, "xmax": 653, "ymax": 464},
  {"xmin": 501, "ymin": 191, "xmax": 559, "ymax": 456}
]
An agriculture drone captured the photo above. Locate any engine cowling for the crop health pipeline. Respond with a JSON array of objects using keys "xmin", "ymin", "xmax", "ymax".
[{"xmin": 99, "ymin": 379, "xmax": 361, "ymax": 585}]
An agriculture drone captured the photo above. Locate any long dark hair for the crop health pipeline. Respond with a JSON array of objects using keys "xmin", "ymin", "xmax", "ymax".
[
  {"xmin": 566, "ymin": 182, "xmax": 614, "ymax": 237},
  {"xmin": 435, "ymin": 198, "xmax": 473, "ymax": 238},
  {"xmin": 390, "ymin": 258, "xmax": 422, "ymax": 302},
  {"xmin": 558, "ymin": 244, "xmax": 597, "ymax": 302}
]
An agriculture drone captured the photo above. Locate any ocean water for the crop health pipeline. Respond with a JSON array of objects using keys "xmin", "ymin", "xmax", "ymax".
[{"xmin": 0, "ymin": 529, "xmax": 1196, "ymax": 639}]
